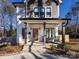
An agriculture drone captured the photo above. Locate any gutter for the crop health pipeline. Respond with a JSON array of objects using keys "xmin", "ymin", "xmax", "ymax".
[{"xmin": 62, "ymin": 18, "xmax": 71, "ymax": 27}]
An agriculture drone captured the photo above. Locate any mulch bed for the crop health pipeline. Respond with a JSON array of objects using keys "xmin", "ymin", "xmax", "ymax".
[{"xmin": 0, "ymin": 45, "xmax": 23, "ymax": 55}]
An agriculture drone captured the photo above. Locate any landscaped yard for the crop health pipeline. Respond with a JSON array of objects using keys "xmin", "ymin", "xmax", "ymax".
[
  {"xmin": 0, "ymin": 45, "xmax": 23, "ymax": 55},
  {"xmin": 45, "ymin": 43, "xmax": 79, "ymax": 58}
]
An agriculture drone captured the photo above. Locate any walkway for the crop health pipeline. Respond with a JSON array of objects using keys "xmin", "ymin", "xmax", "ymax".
[{"xmin": 0, "ymin": 43, "xmax": 72, "ymax": 59}]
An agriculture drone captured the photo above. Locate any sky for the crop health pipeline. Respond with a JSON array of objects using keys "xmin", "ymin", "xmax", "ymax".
[
  {"xmin": 60, "ymin": 0, "xmax": 75, "ymax": 18},
  {"xmin": 11, "ymin": 0, "xmax": 75, "ymax": 18}
]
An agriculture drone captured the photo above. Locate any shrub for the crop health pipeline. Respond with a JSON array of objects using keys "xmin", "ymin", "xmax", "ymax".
[{"xmin": 64, "ymin": 45, "xmax": 71, "ymax": 52}]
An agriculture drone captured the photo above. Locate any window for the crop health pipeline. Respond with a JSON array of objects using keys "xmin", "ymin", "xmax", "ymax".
[
  {"xmin": 34, "ymin": 7, "xmax": 45, "ymax": 18},
  {"xmin": 34, "ymin": 8, "xmax": 38, "ymax": 12},
  {"xmin": 46, "ymin": 7, "xmax": 51, "ymax": 17},
  {"xmin": 46, "ymin": 28, "xmax": 55, "ymax": 39},
  {"xmin": 40, "ymin": 7, "xmax": 45, "ymax": 18},
  {"xmin": 45, "ymin": 28, "xmax": 56, "ymax": 42},
  {"xmin": 34, "ymin": 7, "xmax": 52, "ymax": 18},
  {"xmin": 34, "ymin": 7, "xmax": 39, "ymax": 17}
]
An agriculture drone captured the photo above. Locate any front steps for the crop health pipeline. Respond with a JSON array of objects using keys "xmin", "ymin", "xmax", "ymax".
[{"xmin": 22, "ymin": 42, "xmax": 46, "ymax": 52}]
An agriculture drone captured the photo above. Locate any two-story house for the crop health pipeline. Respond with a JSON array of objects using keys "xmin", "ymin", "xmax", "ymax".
[{"xmin": 13, "ymin": 0, "xmax": 69, "ymax": 45}]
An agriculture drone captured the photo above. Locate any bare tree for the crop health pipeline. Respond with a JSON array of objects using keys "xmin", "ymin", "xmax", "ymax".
[
  {"xmin": 66, "ymin": 1, "xmax": 79, "ymax": 38},
  {"xmin": 0, "ymin": 0, "xmax": 16, "ymax": 37}
]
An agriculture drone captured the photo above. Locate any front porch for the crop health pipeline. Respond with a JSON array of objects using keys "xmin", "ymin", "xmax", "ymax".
[{"xmin": 17, "ymin": 18, "xmax": 68, "ymax": 45}]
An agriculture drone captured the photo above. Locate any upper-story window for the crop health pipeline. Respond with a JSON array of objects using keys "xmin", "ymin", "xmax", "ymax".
[
  {"xmin": 34, "ymin": 7, "xmax": 45, "ymax": 18},
  {"xmin": 46, "ymin": 7, "xmax": 51, "ymax": 18},
  {"xmin": 33, "ymin": 6, "xmax": 52, "ymax": 18},
  {"xmin": 34, "ymin": 7, "xmax": 39, "ymax": 17},
  {"xmin": 40, "ymin": 7, "xmax": 45, "ymax": 18}
]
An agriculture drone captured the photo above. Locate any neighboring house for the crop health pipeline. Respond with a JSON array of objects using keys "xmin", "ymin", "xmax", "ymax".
[{"xmin": 13, "ymin": 0, "xmax": 69, "ymax": 45}]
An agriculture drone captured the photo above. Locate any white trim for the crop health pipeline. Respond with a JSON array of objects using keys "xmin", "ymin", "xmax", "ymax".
[
  {"xmin": 57, "ymin": 5, "xmax": 59, "ymax": 18},
  {"xmin": 55, "ymin": 26, "xmax": 58, "ymax": 36},
  {"xmin": 22, "ymin": 20, "xmax": 66, "ymax": 24},
  {"xmin": 17, "ymin": 21, "xmax": 23, "ymax": 45}
]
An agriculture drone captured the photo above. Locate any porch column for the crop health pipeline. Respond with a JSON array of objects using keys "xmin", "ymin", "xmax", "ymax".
[
  {"xmin": 17, "ymin": 21, "xmax": 23, "ymax": 45},
  {"xmin": 27, "ymin": 23, "xmax": 32, "ymax": 44},
  {"xmin": 24, "ymin": 22, "xmax": 27, "ymax": 44},
  {"xmin": 16, "ymin": 7, "xmax": 23, "ymax": 45},
  {"xmin": 55, "ymin": 26, "xmax": 58, "ymax": 41},
  {"xmin": 43, "ymin": 22, "xmax": 46, "ymax": 44},
  {"xmin": 62, "ymin": 23, "xmax": 65, "ymax": 44},
  {"xmin": 61, "ymin": 23, "xmax": 65, "ymax": 49}
]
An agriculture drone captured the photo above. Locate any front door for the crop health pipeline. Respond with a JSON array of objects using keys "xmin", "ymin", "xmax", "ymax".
[{"xmin": 33, "ymin": 28, "xmax": 38, "ymax": 42}]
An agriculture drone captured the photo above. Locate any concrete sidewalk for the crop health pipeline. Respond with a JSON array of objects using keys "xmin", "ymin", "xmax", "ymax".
[{"xmin": 0, "ymin": 44, "xmax": 71, "ymax": 59}]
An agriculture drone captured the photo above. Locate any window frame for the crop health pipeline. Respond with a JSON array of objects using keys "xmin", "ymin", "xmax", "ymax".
[
  {"xmin": 45, "ymin": 28, "xmax": 55, "ymax": 39},
  {"xmin": 33, "ymin": 6, "xmax": 52, "ymax": 18},
  {"xmin": 45, "ymin": 6, "xmax": 52, "ymax": 18},
  {"xmin": 33, "ymin": 7, "xmax": 45, "ymax": 18}
]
